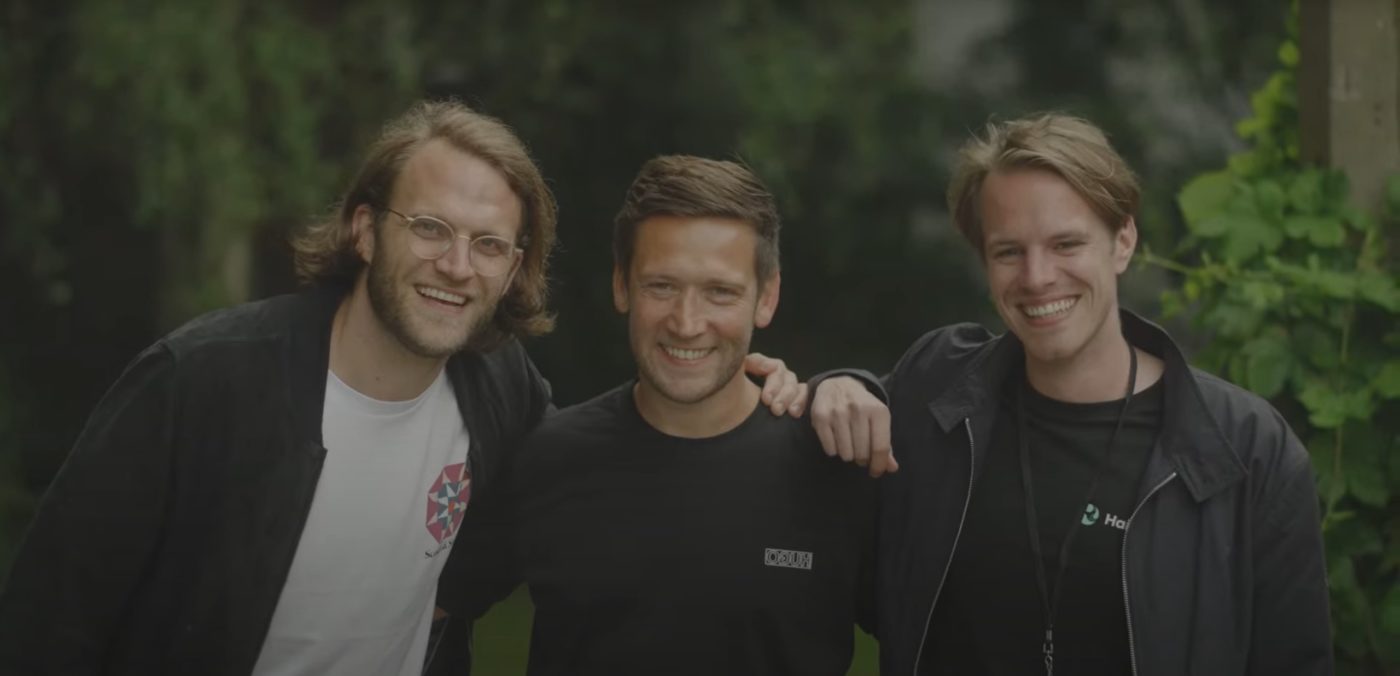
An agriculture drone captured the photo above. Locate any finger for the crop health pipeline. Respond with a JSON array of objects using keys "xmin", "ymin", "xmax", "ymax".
[
  {"xmin": 787, "ymin": 382, "xmax": 809, "ymax": 417},
  {"xmin": 744, "ymin": 352, "xmax": 779, "ymax": 376},
  {"xmin": 769, "ymin": 371, "xmax": 799, "ymax": 414},
  {"xmin": 833, "ymin": 413, "xmax": 855, "ymax": 463},
  {"xmin": 814, "ymin": 416, "xmax": 838, "ymax": 457},
  {"xmin": 867, "ymin": 408, "xmax": 894, "ymax": 477},
  {"xmin": 849, "ymin": 404, "xmax": 872, "ymax": 467}
]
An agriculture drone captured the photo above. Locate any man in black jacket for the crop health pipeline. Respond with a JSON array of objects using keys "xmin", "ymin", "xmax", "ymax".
[
  {"xmin": 811, "ymin": 113, "xmax": 1332, "ymax": 675},
  {"xmin": 0, "ymin": 102, "xmax": 799, "ymax": 676}
]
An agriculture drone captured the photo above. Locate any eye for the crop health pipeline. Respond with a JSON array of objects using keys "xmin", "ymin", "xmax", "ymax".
[
  {"xmin": 409, "ymin": 218, "xmax": 452, "ymax": 241},
  {"xmin": 473, "ymin": 236, "xmax": 513, "ymax": 258},
  {"xmin": 707, "ymin": 286, "xmax": 743, "ymax": 303},
  {"xmin": 991, "ymin": 246, "xmax": 1021, "ymax": 261},
  {"xmin": 1054, "ymin": 240, "xmax": 1085, "ymax": 252},
  {"xmin": 642, "ymin": 281, "xmax": 678, "ymax": 297}
]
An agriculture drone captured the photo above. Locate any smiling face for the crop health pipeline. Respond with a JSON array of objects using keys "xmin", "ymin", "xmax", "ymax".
[
  {"xmin": 980, "ymin": 168, "xmax": 1136, "ymax": 372},
  {"xmin": 614, "ymin": 215, "xmax": 779, "ymax": 407},
  {"xmin": 353, "ymin": 138, "xmax": 523, "ymax": 358}
]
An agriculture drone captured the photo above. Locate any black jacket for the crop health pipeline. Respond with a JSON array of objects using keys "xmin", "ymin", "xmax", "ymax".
[
  {"xmin": 0, "ymin": 285, "xmax": 549, "ymax": 675},
  {"xmin": 877, "ymin": 311, "xmax": 1332, "ymax": 676}
]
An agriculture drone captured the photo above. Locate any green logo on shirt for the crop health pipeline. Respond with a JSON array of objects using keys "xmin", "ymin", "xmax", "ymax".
[{"xmin": 1081, "ymin": 503, "xmax": 1101, "ymax": 526}]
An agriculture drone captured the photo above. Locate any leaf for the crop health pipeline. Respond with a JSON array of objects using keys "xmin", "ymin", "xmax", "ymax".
[
  {"xmin": 1241, "ymin": 332, "xmax": 1293, "ymax": 398},
  {"xmin": 1281, "ymin": 215, "xmax": 1345, "ymax": 246},
  {"xmin": 1322, "ymin": 170, "xmax": 1351, "ymax": 211},
  {"xmin": 1178, "ymin": 170, "xmax": 1235, "ymax": 231},
  {"xmin": 1278, "ymin": 40, "xmax": 1300, "ymax": 68},
  {"xmin": 1325, "ymin": 517, "xmax": 1384, "ymax": 558},
  {"xmin": 1292, "ymin": 323, "xmax": 1341, "ymax": 370},
  {"xmin": 1374, "ymin": 361, "xmax": 1400, "ymax": 399},
  {"xmin": 1288, "ymin": 170, "xmax": 1325, "ymax": 214},
  {"xmin": 1358, "ymin": 271, "xmax": 1400, "ymax": 312},
  {"xmin": 1299, "ymin": 380, "xmax": 1375, "ymax": 428},
  {"xmin": 1221, "ymin": 215, "xmax": 1283, "ymax": 261},
  {"xmin": 1253, "ymin": 179, "xmax": 1287, "ymax": 219}
]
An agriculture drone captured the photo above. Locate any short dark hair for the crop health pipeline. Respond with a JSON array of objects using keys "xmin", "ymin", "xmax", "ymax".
[
  {"xmin": 291, "ymin": 99, "xmax": 557, "ymax": 351},
  {"xmin": 613, "ymin": 155, "xmax": 780, "ymax": 285}
]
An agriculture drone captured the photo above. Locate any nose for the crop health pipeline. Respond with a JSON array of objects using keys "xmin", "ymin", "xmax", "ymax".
[
  {"xmin": 667, "ymin": 290, "xmax": 705, "ymax": 338},
  {"xmin": 434, "ymin": 237, "xmax": 477, "ymax": 281},
  {"xmin": 1021, "ymin": 248, "xmax": 1055, "ymax": 289}
]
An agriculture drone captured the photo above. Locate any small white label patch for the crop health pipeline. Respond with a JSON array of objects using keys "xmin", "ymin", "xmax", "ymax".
[{"xmin": 764, "ymin": 547, "xmax": 813, "ymax": 570}]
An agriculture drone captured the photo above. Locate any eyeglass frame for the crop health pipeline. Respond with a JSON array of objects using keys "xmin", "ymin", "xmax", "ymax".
[{"xmin": 379, "ymin": 207, "xmax": 524, "ymax": 278}]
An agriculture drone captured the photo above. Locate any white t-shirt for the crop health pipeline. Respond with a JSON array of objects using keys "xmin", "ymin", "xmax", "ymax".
[{"xmin": 251, "ymin": 369, "xmax": 472, "ymax": 676}]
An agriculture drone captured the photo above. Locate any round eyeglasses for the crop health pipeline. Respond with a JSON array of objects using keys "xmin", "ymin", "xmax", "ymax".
[{"xmin": 382, "ymin": 208, "xmax": 522, "ymax": 278}]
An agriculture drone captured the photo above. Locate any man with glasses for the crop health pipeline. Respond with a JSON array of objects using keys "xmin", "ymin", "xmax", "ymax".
[{"xmin": 0, "ymin": 102, "xmax": 801, "ymax": 676}]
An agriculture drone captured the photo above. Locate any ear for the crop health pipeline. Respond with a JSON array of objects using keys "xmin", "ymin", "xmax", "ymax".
[
  {"xmin": 754, "ymin": 271, "xmax": 781, "ymax": 329},
  {"xmin": 1113, "ymin": 216, "xmax": 1138, "ymax": 274},
  {"xmin": 351, "ymin": 204, "xmax": 377, "ymax": 264},
  {"xmin": 612, "ymin": 265, "xmax": 630, "ymax": 314}
]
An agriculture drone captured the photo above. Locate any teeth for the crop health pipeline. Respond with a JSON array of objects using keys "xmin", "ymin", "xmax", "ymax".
[
  {"xmin": 663, "ymin": 346, "xmax": 711, "ymax": 361},
  {"xmin": 418, "ymin": 286, "xmax": 466, "ymax": 305},
  {"xmin": 1023, "ymin": 298, "xmax": 1076, "ymax": 318}
]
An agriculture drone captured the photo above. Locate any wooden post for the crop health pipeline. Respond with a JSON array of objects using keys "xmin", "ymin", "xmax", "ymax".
[{"xmin": 1298, "ymin": 0, "xmax": 1400, "ymax": 214}]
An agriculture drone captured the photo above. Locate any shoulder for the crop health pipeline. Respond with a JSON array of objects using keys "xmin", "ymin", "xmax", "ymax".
[
  {"xmin": 893, "ymin": 323, "xmax": 998, "ymax": 376},
  {"xmin": 1187, "ymin": 366, "xmax": 1310, "ymax": 480},
  {"xmin": 517, "ymin": 385, "xmax": 630, "ymax": 474}
]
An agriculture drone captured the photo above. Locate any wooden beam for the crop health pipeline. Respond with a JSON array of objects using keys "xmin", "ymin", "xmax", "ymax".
[{"xmin": 1298, "ymin": 0, "xmax": 1399, "ymax": 214}]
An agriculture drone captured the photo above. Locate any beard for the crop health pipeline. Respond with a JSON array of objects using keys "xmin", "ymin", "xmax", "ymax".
[{"xmin": 365, "ymin": 254, "xmax": 497, "ymax": 359}]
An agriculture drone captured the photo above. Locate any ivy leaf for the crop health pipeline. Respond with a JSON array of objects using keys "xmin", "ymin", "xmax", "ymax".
[
  {"xmin": 1253, "ymin": 179, "xmax": 1287, "ymax": 220},
  {"xmin": 1287, "ymin": 170, "xmax": 1325, "ymax": 214},
  {"xmin": 1343, "ymin": 424, "xmax": 1394, "ymax": 508},
  {"xmin": 1278, "ymin": 40, "xmax": 1300, "ymax": 67},
  {"xmin": 1178, "ymin": 170, "xmax": 1234, "ymax": 232},
  {"xmin": 1358, "ymin": 271, "xmax": 1400, "ymax": 312},
  {"xmin": 1322, "ymin": 170, "xmax": 1351, "ymax": 211},
  {"xmin": 1299, "ymin": 381, "xmax": 1375, "ymax": 429},
  {"xmin": 1325, "ymin": 516, "xmax": 1383, "ymax": 558},
  {"xmin": 1221, "ymin": 215, "xmax": 1283, "ymax": 261},
  {"xmin": 1292, "ymin": 323, "xmax": 1341, "ymax": 370},
  {"xmin": 1281, "ymin": 215, "xmax": 1345, "ymax": 246},
  {"xmin": 1374, "ymin": 361, "xmax": 1400, "ymax": 399},
  {"xmin": 1241, "ymin": 332, "xmax": 1293, "ymax": 398}
]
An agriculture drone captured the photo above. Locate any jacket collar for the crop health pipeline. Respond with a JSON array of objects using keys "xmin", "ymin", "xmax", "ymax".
[
  {"xmin": 928, "ymin": 309, "xmax": 1245, "ymax": 502},
  {"xmin": 287, "ymin": 283, "xmax": 349, "ymax": 447}
]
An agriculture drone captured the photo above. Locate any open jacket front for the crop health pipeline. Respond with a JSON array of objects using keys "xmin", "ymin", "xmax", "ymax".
[
  {"xmin": 875, "ymin": 311, "xmax": 1332, "ymax": 676},
  {"xmin": 0, "ymin": 285, "xmax": 550, "ymax": 675}
]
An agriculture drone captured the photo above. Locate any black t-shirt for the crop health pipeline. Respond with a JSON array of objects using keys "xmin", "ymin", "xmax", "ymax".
[
  {"xmin": 515, "ymin": 383, "xmax": 876, "ymax": 676},
  {"xmin": 920, "ymin": 372, "xmax": 1165, "ymax": 675}
]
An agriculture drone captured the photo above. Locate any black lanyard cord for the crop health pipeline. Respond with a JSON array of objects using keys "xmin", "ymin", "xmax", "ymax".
[{"xmin": 1016, "ymin": 345, "xmax": 1138, "ymax": 676}]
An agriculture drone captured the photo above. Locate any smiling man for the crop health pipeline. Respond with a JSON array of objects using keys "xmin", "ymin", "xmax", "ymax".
[
  {"xmin": 0, "ymin": 103, "xmax": 801, "ymax": 676},
  {"xmin": 812, "ymin": 113, "xmax": 1332, "ymax": 675},
  {"xmin": 515, "ymin": 156, "xmax": 875, "ymax": 676}
]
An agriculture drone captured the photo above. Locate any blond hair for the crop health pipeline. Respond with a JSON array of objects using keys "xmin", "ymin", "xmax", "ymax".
[{"xmin": 947, "ymin": 113, "xmax": 1140, "ymax": 251}]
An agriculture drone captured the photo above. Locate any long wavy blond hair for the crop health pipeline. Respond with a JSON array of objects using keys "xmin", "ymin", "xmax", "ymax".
[{"xmin": 292, "ymin": 100, "xmax": 556, "ymax": 351}]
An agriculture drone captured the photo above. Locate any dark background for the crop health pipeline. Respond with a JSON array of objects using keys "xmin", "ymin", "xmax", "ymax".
[{"xmin": 0, "ymin": 1, "xmax": 1292, "ymax": 672}]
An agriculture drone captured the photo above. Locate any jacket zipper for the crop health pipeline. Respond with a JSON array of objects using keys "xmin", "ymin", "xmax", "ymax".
[
  {"xmin": 911, "ymin": 418, "xmax": 976, "ymax": 675},
  {"xmin": 1121, "ymin": 471, "xmax": 1178, "ymax": 676}
]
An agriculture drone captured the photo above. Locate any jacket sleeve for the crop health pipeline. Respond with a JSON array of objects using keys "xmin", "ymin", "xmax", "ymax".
[
  {"xmin": 0, "ymin": 344, "xmax": 177, "ymax": 674},
  {"xmin": 1246, "ymin": 411, "xmax": 1334, "ymax": 675}
]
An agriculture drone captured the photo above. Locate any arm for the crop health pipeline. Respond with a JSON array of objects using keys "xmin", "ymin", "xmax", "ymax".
[
  {"xmin": 810, "ymin": 375, "xmax": 896, "ymax": 477},
  {"xmin": 1246, "ymin": 414, "xmax": 1333, "ymax": 675},
  {"xmin": 0, "ymin": 345, "xmax": 177, "ymax": 673}
]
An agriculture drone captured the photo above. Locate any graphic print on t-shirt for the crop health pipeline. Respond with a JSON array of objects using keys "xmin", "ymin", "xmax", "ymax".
[{"xmin": 424, "ymin": 462, "xmax": 471, "ymax": 558}]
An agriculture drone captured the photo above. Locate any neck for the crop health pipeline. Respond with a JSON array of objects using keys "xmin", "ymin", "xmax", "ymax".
[
  {"xmin": 329, "ymin": 279, "xmax": 446, "ymax": 401},
  {"xmin": 633, "ymin": 372, "xmax": 761, "ymax": 439}
]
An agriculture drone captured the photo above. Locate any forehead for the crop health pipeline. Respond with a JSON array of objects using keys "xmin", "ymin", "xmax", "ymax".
[
  {"xmin": 630, "ymin": 215, "xmax": 759, "ymax": 281},
  {"xmin": 392, "ymin": 138, "xmax": 524, "ymax": 237},
  {"xmin": 979, "ymin": 168, "xmax": 1109, "ymax": 243}
]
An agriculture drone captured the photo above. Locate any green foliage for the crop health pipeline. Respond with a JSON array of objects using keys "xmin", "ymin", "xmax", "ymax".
[{"xmin": 1148, "ymin": 20, "xmax": 1399, "ymax": 673}]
